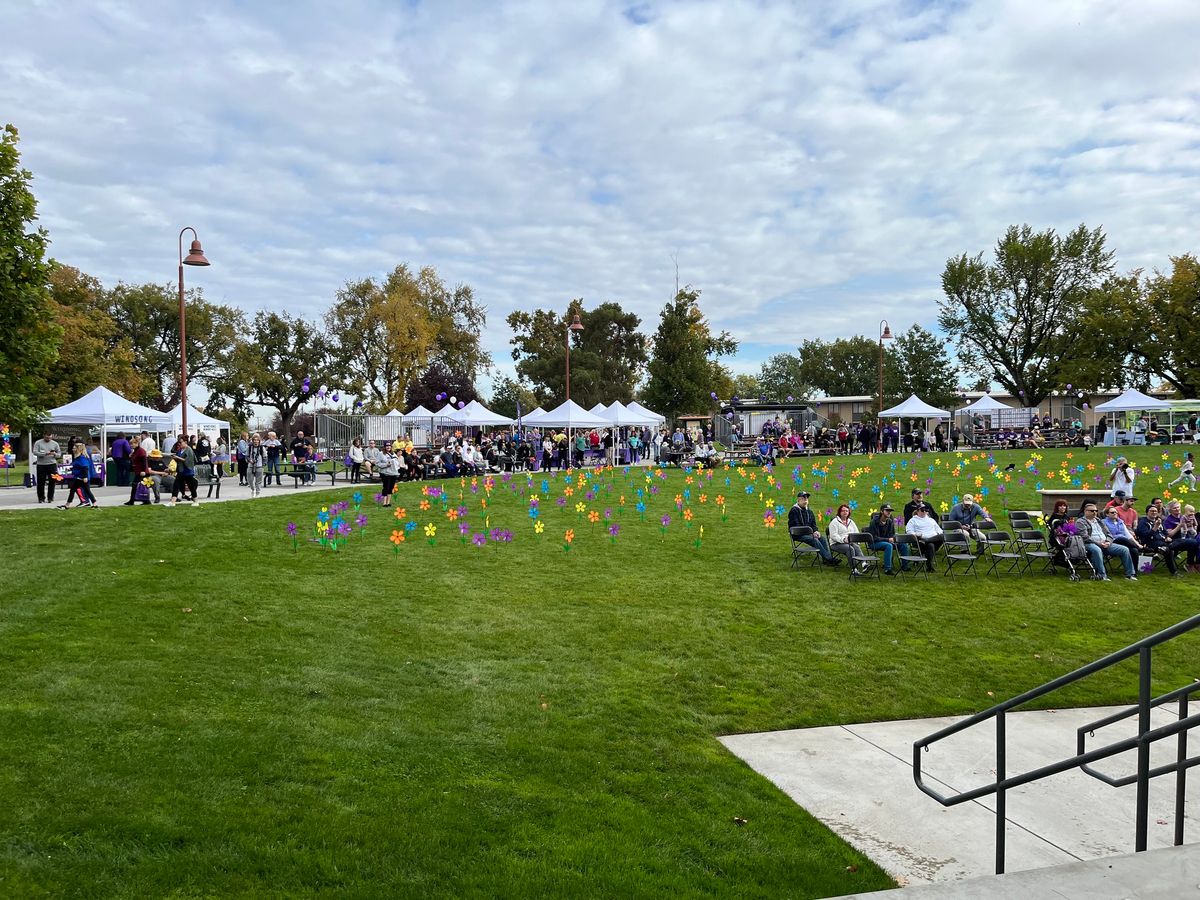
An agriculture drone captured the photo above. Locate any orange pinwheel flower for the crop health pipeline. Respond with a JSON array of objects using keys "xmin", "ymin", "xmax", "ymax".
[
  {"xmin": 389, "ymin": 530, "xmax": 404, "ymax": 545},
  {"xmin": 587, "ymin": 510, "xmax": 600, "ymax": 523},
  {"xmin": 698, "ymin": 494, "xmax": 708, "ymax": 503},
  {"xmin": 715, "ymin": 495, "xmax": 725, "ymax": 506},
  {"xmin": 683, "ymin": 509, "xmax": 694, "ymax": 521},
  {"xmin": 447, "ymin": 508, "xmax": 459, "ymax": 521},
  {"xmin": 394, "ymin": 507, "xmax": 407, "ymax": 519},
  {"xmin": 419, "ymin": 499, "xmax": 431, "ymax": 510},
  {"xmin": 564, "ymin": 529, "xmax": 575, "ymax": 544}
]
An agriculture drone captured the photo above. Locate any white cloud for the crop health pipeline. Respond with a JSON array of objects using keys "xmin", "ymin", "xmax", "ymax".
[{"xmin": 3, "ymin": 0, "xmax": 1199, "ymax": 391}]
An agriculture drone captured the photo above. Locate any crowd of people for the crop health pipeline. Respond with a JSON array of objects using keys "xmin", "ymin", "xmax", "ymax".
[{"xmin": 788, "ymin": 474, "xmax": 1200, "ymax": 581}]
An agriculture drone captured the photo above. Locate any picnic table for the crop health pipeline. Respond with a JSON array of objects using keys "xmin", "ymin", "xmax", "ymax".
[{"xmin": 280, "ymin": 462, "xmax": 337, "ymax": 488}]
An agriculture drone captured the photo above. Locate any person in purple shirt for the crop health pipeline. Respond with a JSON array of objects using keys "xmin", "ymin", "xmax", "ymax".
[
  {"xmin": 1163, "ymin": 500, "xmax": 1200, "ymax": 570},
  {"xmin": 110, "ymin": 432, "xmax": 132, "ymax": 487}
]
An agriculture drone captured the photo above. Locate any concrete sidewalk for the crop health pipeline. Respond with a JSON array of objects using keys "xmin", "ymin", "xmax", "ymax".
[
  {"xmin": 0, "ymin": 477, "xmax": 350, "ymax": 511},
  {"xmin": 721, "ymin": 704, "xmax": 1199, "ymax": 888}
]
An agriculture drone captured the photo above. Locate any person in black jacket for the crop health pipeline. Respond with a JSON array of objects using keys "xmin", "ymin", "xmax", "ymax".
[
  {"xmin": 787, "ymin": 491, "xmax": 840, "ymax": 566},
  {"xmin": 903, "ymin": 488, "xmax": 940, "ymax": 525},
  {"xmin": 866, "ymin": 503, "xmax": 899, "ymax": 575}
]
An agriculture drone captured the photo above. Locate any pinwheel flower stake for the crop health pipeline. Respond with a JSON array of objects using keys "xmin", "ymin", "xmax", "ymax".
[
  {"xmin": 717, "ymin": 494, "xmax": 727, "ymax": 522},
  {"xmin": 636, "ymin": 500, "xmax": 646, "ymax": 522},
  {"xmin": 355, "ymin": 513, "xmax": 368, "ymax": 538},
  {"xmin": 607, "ymin": 523, "xmax": 620, "ymax": 545},
  {"xmin": 659, "ymin": 513, "xmax": 671, "ymax": 541},
  {"xmin": 587, "ymin": 509, "xmax": 600, "ymax": 530},
  {"xmin": 534, "ymin": 520, "xmax": 545, "ymax": 539},
  {"xmin": 286, "ymin": 521, "xmax": 298, "ymax": 551},
  {"xmin": 389, "ymin": 529, "xmax": 405, "ymax": 553},
  {"xmin": 575, "ymin": 501, "xmax": 587, "ymax": 521},
  {"xmin": 694, "ymin": 524, "xmax": 704, "ymax": 551},
  {"xmin": 424, "ymin": 523, "xmax": 437, "ymax": 546},
  {"xmin": 563, "ymin": 528, "xmax": 574, "ymax": 553},
  {"xmin": 352, "ymin": 491, "xmax": 363, "ymax": 512}
]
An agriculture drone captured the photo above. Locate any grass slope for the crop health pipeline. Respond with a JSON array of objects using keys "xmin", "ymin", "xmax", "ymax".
[{"xmin": 1, "ymin": 446, "xmax": 1197, "ymax": 897}]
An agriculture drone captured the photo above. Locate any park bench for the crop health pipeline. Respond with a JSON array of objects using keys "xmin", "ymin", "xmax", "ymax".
[
  {"xmin": 194, "ymin": 463, "xmax": 221, "ymax": 499},
  {"xmin": 281, "ymin": 462, "xmax": 337, "ymax": 488}
]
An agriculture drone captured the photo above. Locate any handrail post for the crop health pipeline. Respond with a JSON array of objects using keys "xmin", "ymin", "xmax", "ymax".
[
  {"xmin": 996, "ymin": 709, "xmax": 1006, "ymax": 874},
  {"xmin": 1135, "ymin": 646, "xmax": 1152, "ymax": 852},
  {"xmin": 1177, "ymin": 692, "xmax": 1188, "ymax": 847}
]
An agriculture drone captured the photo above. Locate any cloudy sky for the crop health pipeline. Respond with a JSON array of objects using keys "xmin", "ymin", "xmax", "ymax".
[{"xmin": 5, "ymin": 0, "xmax": 1200, "ymax": 392}]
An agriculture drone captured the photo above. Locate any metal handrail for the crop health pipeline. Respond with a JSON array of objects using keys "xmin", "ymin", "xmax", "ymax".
[{"xmin": 913, "ymin": 612, "xmax": 1200, "ymax": 874}]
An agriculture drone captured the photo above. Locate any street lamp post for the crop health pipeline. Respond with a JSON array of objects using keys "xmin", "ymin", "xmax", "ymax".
[
  {"xmin": 565, "ymin": 313, "xmax": 584, "ymax": 401},
  {"xmin": 878, "ymin": 319, "xmax": 893, "ymax": 426},
  {"xmin": 177, "ymin": 227, "xmax": 210, "ymax": 438}
]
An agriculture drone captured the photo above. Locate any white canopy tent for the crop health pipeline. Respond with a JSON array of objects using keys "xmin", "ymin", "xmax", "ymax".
[
  {"xmin": 385, "ymin": 408, "xmax": 404, "ymax": 418},
  {"xmin": 38, "ymin": 386, "xmax": 174, "ymax": 484},
  {"xmin": 880, "ymin": 394, "xmax": 951, "ymax": 419},
  {"xmin": 955, "ymin": 395, "xmax": 1010, "ymax": 414},
  {"xmin": 589, "ymin": 402, "xmax": 609, "ymax": 414},
  {"xmin": 433, "ymin": 403, "xmax": 467, "ymax": 422},
  {"xmin": 626, "ymin": 400, "xmax": 666, "ymax": 424},
  {"xmin": 1094, "ymin": 389, "xmax": 1172, "ymax": 412},
  {"xmin": 166, "ymin": 403, "xmax": 230, "ymax": 443},
  {"xmin": 1094, "ymin": 388, "xmax": 1173, "ymax": 446},
  {"xmin": 532, "ymin": 399, "xmax": 611, "ymax": 429},
  {"xmin": 600, "ymin": 400, "xmax": 659, "ymax": 427},
  {"xmin": 455, "ymin": 400, "xmax": 514, "ymax": 427},
  {"xmin": 401, "ymin": 405, "xmax": 434, "ymax": 420},
  {"xmin": 518, "ymin": 406, "xmax": 546, "ymax": 425}
]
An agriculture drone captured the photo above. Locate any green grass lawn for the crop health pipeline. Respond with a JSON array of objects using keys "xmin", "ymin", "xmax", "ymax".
[{"xmin": 2, "ymin": 445, "xmax": 1198, "ymax": 897}]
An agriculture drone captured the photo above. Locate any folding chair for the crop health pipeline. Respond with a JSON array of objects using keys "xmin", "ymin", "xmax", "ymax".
[
  {"xmin": 1016, "ymin": 529, "xmax": 1055, "ymax": 575},
  {"xmin": 942, "ymin": 530, "xmax": 979, "ymax": 576},
  {"xmin": 847, "ymin": 532, "xmax": 882, "ymax": 579},
  {"xmin": 894, "ymin": 534, "xmax": 929, "ymax": 579},
  {"xmin": 1008, "ymin": 512, "xmax": 1033, "ymax": 533},
  {"xmin": 983, "ymin": 530, "xmax": 1023, "ymax": 575},
  {"xmin": 789, "ymin": 526, "xmax": 823, "ymax": 570}
]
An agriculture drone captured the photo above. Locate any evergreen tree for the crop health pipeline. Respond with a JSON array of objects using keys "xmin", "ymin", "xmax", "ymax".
[{"xmin": 641, "ymin": 287, "xmax": 737, "ymax": 423}]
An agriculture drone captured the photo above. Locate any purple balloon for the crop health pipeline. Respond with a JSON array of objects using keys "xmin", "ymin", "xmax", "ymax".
[
  {"xmin": 1066, "ymin": 383, "xmax": 1073, "ymax": 390},
  {"xmin": 786, "ymin": 395, "xmax": 794, "ymax": 402},
  {"xmin": 456, "ymin": 400, "xmax": 465, "ymax": 409},
  {"xmin": 1083, "ymin": 402, "xmax": 1090, "ymax": 409},
  {"xmin": 710, "ymin": 392, "xmax": 717, "ymax": 399},
  {"xmin": 331, "ymin": 392, "xmax": 339, "ymax": 403},
  {"xmin": 725, "ymin": 412, "xmax": 734, "ymax": 420}
]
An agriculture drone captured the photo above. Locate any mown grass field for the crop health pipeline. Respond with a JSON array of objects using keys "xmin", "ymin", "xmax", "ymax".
[{"xmin": 1, "ymin": 445, "xmax": 1197, "ymax": 897}]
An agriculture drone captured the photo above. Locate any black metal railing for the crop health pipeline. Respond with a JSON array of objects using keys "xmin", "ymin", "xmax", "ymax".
[{"xmin": 913, "ymin": 612, "xmax": 1200, "ymax": 874}]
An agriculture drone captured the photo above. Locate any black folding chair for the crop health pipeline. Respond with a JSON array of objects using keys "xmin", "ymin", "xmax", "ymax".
[
  {"xmin": 894, "ymin": 534, "xmax": 929, "ymax": 579},
  {"xmin": 789, "ymin": 526, "xmax": 823, "ymax": 570},
  {"xmin": 1016, "ymin": 529, "xmax": 1056, "ymax": 574},
  {"xmin": 847, "ymin": 532, "xmax": 882, "ymax": 579},
  {"xmin": 983, "ymin": 530, "xmax": 1023, "ymax": 575},
  {"xmin": 942, "ymin": 530, "xmax": 979, "ymax": 576}
]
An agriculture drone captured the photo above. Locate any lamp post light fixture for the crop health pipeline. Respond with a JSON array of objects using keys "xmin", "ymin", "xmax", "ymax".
[
  {"xmin": 565, "ymin": 312, "xmax": 584, "ymax": 401},
  {"xmin": 178, "ymin": 227, "xmax": 210, "ymax": 437},
  {"xmin": 878, "ymin": 319, "xmax": 893, "ymax": 424}
]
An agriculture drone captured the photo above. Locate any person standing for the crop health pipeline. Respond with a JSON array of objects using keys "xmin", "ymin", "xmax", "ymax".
[
  {"xmin": 349, "ymin": 437, "xmax": 365, "ymax": 483},
  {"xmin": 377, "ymin": 446, "xmax": 399, "ymax": 505},
  {"xmin": 290, "ymin": 431, "xmax": 313, "ymax": 484},
  {"xmin": 110, "ymin": 432, "xmax": 132, "ymax": 486},
  {"xmin": 138, "ymin": 430, "xmax": 157, "ymax": 454},
  {"xmin": 236, "ymin": 431, "xmax": 250, "ymax": 486},
  {"xmin": 1108, "ymin": 457, "xmax": 1136, "ymax": 497},
  {"xmin": 247, "ymin": 433, "xmax": 267, "ymax": 497},
  {"xmin": 263, "ymin": 431, "xmax": 282, "ymax": 485},
  {"xmin": 33, "ymin": 430, "xmax": 62, "ymax": 504},
  {"xmin": 1170, "ymin": 452, "xmax": 1196, "ymax": 489}
]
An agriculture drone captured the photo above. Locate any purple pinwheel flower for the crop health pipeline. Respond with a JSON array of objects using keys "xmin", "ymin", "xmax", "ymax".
[
  {"xmin": 459, "ymin": 522, "xmax": 470, "ymax": 536},
  {"xmin": 374, "ymin": 493, "xmax": 385, "ymax": 504},
  {"xmin": 585, "ymin": 490, "xmax": 596, "ymax": 501},
  {"xmin": 286, "ymin": 522, "xmax": 298, "ymax": 537},
  {"xmin": 355, "ymin": 513, "xmax": 368, "ymax": 528},
  {"xmin": 456, "ymin": 505, "xmax": 469, "ymax": 517},
  {"xmin": 489, "ymin": 527, "xmax": 502, "ymax": 543},
  {"xmin": 650, "ymin": 485, "xmax": 660, "ymax": 496},
  {"xmin": 556, "ymin": 496, "xmax": 567, "ymax": 508},
  {"xmin": 500, "ymin": 529, "xmax": 514, "ymax": 543},
  {"xmin": 603, "ymin": 508, "xmax": 612, "ymax": 520},
  {"xmin": 660, "ymin": 514, "xmax": 671, "ymax": 527},
  {"xmin": 608, "ymin": 524, "xmax": 620, "ymax": 538},
  {"xmin": 472, "ymin": 532, "xmax": 487, "ymax": 547}
]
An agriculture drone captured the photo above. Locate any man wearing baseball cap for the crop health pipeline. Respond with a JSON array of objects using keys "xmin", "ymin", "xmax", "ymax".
[{"xmin": 787, "ymin": 491, "xmax": 840, "ymax": 566}]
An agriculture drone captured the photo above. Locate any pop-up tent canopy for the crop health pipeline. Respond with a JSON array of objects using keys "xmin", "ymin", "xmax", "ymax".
[
  {"xmin": 534, "ymin": 399, "xmax": 611, "ymax": 429},
  {"xmin": 880, "ymin": 394, "xmax": 951, "ymax": 419},
  {"xmin": 601, "ymin": 400, "xmax": 658, "ymax": 427},
  {"xmin": 455, "ymin": 400, "xmax": 513, "ymax": 427},
  {"xmin": 401, "ymin": 405, "xmax": 433, "ymax": 420},
  {"xmin": 956, "ymin": 395, "xmax": 1010, "ymax": 414},
  {"xmin": 433, "ymin": 403, "xmax": 467, "ymax": 422},
  {"xmin": 39, "ymin": 386, "xmax": 174, "ymax": 484},
  {"xmin": 519, "ymin": 407, "xmax": 546, "ymax": 425},
  {"xmin": 43, "ymin": 386, "xmax": 173, "ymax": 430},
  {"xmin": 626, "ymin": 400, "xmax": 666, "ymax": 423},
  {"xmin": 385, "ymin": 408, "xmax": 404, "ymax": 418},
  {"xmin": 589, "ymin": 402, "xmax": 608, "ymax": 414},
  {"xmin": 1093, "ymin": 388, "xmax": 1172, "ymax": 412},
  {"xmin": 166, "ymin": 403, "xmax": 230, "ymax": 440}
]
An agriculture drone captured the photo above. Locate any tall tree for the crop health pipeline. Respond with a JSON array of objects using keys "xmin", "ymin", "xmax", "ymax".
[
  {"xmin": 884, "ymin": 324, "xmax": 962, "ymax": 412},
  {"xmin": 507, "ymin": 300, "xmax": 648, "ymax": 407},
  {"xmin": 0, "ymin": 124, "xmax": 59, "ymax": 430},
  {"xmin": 38, "ymin": 264, "xmax": 143, "ymax": 407},
  {"xmin": 107, "ymin": 281, "xmax": 245, "ymax": 409},
  {"xmin": 795, "ymin": 336, "xmax": 879, "ymax": 397},
  {"xmin": 731, "ymin": 373, "xmax": 762, "ymax": 400},
  {"xmin": 938, "ymin": 223, "xmax": 1114, "ymax": 406},
  {"xmin": 488, "ymin": 375, "xmax": 538, "ymax": 420},
  {"xmin": 641, "ymin": 287, "xmax": 737, "ymax": 423},
  {"xmin": 757, "ymin": 353, "xmax": 810, "ymax": 401},
  {"xmin": 405, "ymin": 361, "xmax": 478, "ymax": 412},
  {"xmin": 213, "ymin": 311, "xmax": 341, "ymax": 438},
  {"xmin": 325, "ymin": 264, "xmax": 484, "ymax": 410},
  {"xmin": 1078, "ymin": 257, "xmax": 1200, "ymax": 397}
]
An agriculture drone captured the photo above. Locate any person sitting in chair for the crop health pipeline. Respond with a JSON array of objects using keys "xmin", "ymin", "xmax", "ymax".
[
  {"xmin": 947, "ymin": 492, "xmax": 993, "ymax": 547},
  {"xmin": 787, "ymin": 491, "xmax": 839, "ymax": 566},
  {"xmin": 904, "ymin": 503, "xmax": 944, "ymax": 572},
  {"xmin": 903, "ymin": 488, "xmax": 940, "ymax": 525}
]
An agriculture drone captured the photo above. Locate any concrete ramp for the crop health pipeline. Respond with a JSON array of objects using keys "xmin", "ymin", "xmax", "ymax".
[{"xmin": 720, "ymin": 705, "xmax": 1199, "ymax": 887}]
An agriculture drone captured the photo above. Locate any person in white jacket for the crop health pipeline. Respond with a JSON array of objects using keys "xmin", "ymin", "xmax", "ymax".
[
  {"xmin": 905, "ymin": 504, "xmax": 945, "ymax": 572},
  {"xmin": 828, "ymin": 504, "xmax": 868, "ymax": 571}
]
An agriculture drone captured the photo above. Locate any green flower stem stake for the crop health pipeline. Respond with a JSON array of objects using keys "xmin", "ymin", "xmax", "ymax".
[
  {"xmin": 286, "ymin": 521, "xmax": 298, "ymax": 551},
  {"xmin": 694, "ymin": 524, "xmax": 703, "ymax": 550}
]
